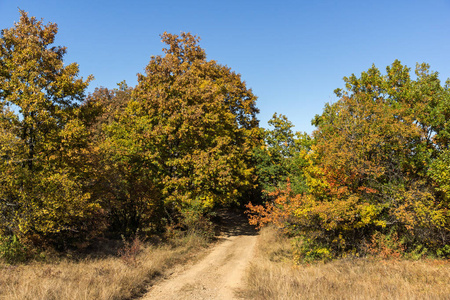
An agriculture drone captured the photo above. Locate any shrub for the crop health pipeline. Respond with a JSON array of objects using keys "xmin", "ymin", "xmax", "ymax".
[
  {"xmin": 0, "ymin": 235, "xmax": 28, "ymax": 263},
  {"xmin": 179, "ymin": 202, "xmax": 215, "ymax": 239},
  {"xmin": 436, "ymin": 245, "xmax": 450, "ymax": 258},
  {"xmin": 118, "ymin": 234, "xmax": 144, "ymax": 267},
  {"xmin": 293, "ymin": 236, "xmax": 332, "ymax": 263},
  {"xmin": 365, "ymin": 231, "xmax": 405, "ymax": 259}
]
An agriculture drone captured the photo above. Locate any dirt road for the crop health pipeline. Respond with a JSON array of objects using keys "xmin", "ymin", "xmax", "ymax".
[{"xmin": 142, "ymin": 212, "xmax": 258, "ymax": 300}]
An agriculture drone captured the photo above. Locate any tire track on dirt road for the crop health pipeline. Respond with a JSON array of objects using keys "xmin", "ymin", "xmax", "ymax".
[{"xmin": 142, "ymin": 211, "xmax": 257, "ymax": 300}]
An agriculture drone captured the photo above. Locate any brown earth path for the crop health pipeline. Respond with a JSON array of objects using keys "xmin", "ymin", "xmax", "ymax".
[{"xmin": 141, "ymin": 211, "xmax": 258, "ymax": 300}]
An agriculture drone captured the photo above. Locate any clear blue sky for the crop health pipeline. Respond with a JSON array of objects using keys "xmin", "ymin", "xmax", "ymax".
[{"xmin": 1, "ymin": 0, "xmax": 449, "ymax": 133}]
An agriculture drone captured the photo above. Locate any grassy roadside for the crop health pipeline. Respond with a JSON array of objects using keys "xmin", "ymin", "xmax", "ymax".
[
  {"xmin": 0, "ymin": 232, "xmax": 211, "ymax": 300},
  {"xmin": 241, "ymin": 226, "xmax": 450, "ymax": 300}
]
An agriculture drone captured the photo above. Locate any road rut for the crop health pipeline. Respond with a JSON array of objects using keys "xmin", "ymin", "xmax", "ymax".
[{"xmin": 142, "ymin": 212, "xmax": 257, "ymax": 300}]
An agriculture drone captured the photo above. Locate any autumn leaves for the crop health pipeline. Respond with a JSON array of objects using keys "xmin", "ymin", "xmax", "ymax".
[
  {"xmin": 248, "ymin": 61, "xmax": 450, "ymax": 260},
  {"xmin": 0, "ymin": 13, "xmax": 258, "ymax": 250},
  {"xmin": 1, "ymin": 11, "xmax": 449, "ymax": 261}
]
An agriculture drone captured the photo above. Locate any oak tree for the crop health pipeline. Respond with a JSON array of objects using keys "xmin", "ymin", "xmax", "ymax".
[
  {"xmin": 307, "ymin": 61, "xmax": 450, "ymax": 255},
  {"xmin": 0, "ymin": 11, "xmax": 99, "ymax": 246},
  {"xmin": 81, "ymin": 84, "xmax": 164, "ymax": 237},
  {"xmin": 248, "ymin": 61, "xmax": 450, "ymax": 259},
  {"xmin": 107, "ymin": 32, "xmax": 259, "ymax": 216}
]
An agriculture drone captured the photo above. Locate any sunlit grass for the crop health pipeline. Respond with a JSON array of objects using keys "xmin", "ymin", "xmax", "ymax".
[
  {"xmin": 0, "ymin": 232, "xmax": 210, "ymax": 300},
  {"xmin": 241, "ymin": 226, "xmax": 450, "ymax": 300}
]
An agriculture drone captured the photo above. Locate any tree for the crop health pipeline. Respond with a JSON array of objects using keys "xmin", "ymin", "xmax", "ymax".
[
  {"xmin": 81, "ymin": 84, "xmax": 164, "ymax": 237},
  {"xmin": 108, "ymin": 32, "xmax": 259, "ymax": 217},
  {"xmin": 253, "ymin": 113, "xmax": 311, "ymax": 195},
  {"xmin": 248, "ymin": 61, "xmax": 450, "ymax": 259},
  {"xmin": 0, "ymin": 11, "xmax": 99, "ymax": 246},
  {"xmin": 306, "ymin": 61, "xmax": 450, "ymax": 255}
]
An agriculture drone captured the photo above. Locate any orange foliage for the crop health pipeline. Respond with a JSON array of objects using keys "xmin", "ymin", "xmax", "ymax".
[
  {"xmin": 248, "ymin": 61, "xmax": 450, "ymax": 258},
  {"xmin": 246, "ymin": 180, "xmax": 304, "ymax": 230}
]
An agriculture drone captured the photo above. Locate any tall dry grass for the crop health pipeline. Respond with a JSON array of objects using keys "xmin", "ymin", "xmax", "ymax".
[
  {"xmin": 241, "ymin": 226, "xmax": 450, "ymax": 300},
  {"xmin": 0, "ymin": 233, "xmax": 210, "ymax": 300}
]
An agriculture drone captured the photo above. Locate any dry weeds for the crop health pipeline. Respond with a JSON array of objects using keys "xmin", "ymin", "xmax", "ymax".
[
  {"xmin": 241, "ymin": 226, "xmax": 450, "ymax": 300},
  {"xmin": 0, "ymin": 233, "xmax": 209, "ymax": 300}
]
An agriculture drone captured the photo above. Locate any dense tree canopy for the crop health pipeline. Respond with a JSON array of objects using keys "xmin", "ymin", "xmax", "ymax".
[
  {"xmin": 81, "ymin": 83, "xmax": 165, "ymax": 237},
  {"xmin": 249, "ymin": 61, "xmax": 450, "ymax": 260},
  {"xmin": 107, "ymin": 32, "xmax": 260, "ymax": 212},
  {"xmin": 307, "ymin": 61, "xmax": 448, "ymax": 249},
  {"xmin": 0, "ymin": 11, "xmax": 99, "ymax": 246},
  {"xmin": 1, "ymin": 11, "xmax": 449, "ymax": 263},
  {"xmin": 1, "ymin": 13, "xmax": 261, "ymax": 249},
  {"xmin": 253, "ymin": 113, "xmax": 311, "ymax": 196}
]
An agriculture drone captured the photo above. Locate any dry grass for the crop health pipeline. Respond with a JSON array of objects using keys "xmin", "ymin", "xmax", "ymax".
[
  {"xmin": 0, "ymin": 233, "xmax": 210, "ymax": 300},
  {"xmin": 241, "ymin": 226, "xmax": 450, "ymax": 300}
]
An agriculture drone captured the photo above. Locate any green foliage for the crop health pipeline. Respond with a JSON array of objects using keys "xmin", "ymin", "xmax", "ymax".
[
  {"xmin": 406, "ymin": 245, "xmax": 429, "ymax": 260},
  {"xmin": 303, "ymin": 61, "xmax": 450, "ymax": 257},
  {"xmin": 0, "ymin": 235, "xmax": 28, "ymax": 263},
  {"xmin": 0, "ymin": 10, "xmax": 92, "ymax": 169},
  {"xmin": 2, "ymin": 11, "xmax": 448, "ymax": 265},
  {"xmin": 293, "ymin": 236, "xmax": 332, "ymax": 263},
  {"xmin": 109, "ymin": 32, "xmax": 259, "ymax": 211},
  {"xmin": 178, "ymin": 201, "xmax": 215, "ymax": 239},
  {"xmin": 253, "ymin": 113, "xmax": 311, "ymax": 196},
  {"xmin": 436, "ymin": 245, "xmax": 450, "ymax": 258},
  {"xmin": 82, "ymin": 85, "xmax": 165, "ymax": 238},
  {"xmin": 0, "ymin": 11, "xmax": 100, "ymax": 249},
  {"xmin": 249, "ymin": 60, "xmax": 450, "ymax": 260},
  {"xmin": 428, "ymin": 148, "xmax": 450, "ymax": 200}
]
